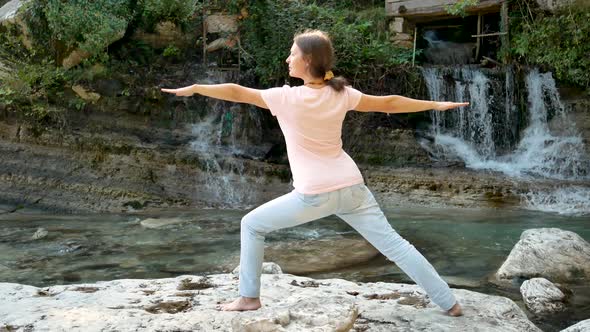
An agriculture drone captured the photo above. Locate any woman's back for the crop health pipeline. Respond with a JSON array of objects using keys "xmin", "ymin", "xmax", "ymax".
[{"xmin": 261, "ymin": 84, "xmax": 364, "ymax": 194}]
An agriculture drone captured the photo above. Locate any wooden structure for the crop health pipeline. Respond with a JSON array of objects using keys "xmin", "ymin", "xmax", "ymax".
[
  {"xmin": 201, "ymin": 2, "xmax": 241, "ymax": 71},
  {"xmin": 386, "ymin": 0, "xmax": 509, "ymax": 65},
  {"xmin": 386, "ymin": 0, "xmax": 503, "ymax": 21}
]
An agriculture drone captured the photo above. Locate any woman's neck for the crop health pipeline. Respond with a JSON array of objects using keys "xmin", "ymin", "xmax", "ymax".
[
  {"xmin": 303, "ymin": 77, "xmax": 325, "ymax": 88},
  {"xmin": 299, "ymin": 72, "xmax": 326, "ymax": 88}
]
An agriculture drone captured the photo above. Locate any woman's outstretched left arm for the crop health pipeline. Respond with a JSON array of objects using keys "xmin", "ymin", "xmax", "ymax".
[
  {"xmin": 355, "ymin": 94, "xmax": 468, "ymax": 113},
  {"xmin": 161, "ymin": 84, "xmax": 268, "ymax": 109}
]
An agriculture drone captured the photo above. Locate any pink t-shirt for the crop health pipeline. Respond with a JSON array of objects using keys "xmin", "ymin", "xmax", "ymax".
[{"xmin": 261, "ymin": 85, "xmax": 364, "ymax": 194}]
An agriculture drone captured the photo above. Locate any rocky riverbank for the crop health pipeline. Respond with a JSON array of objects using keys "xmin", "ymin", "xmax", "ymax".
[
  {"xmin": 0, "ymin": 265, "xmax": 543, "ymax": 332},
  {"xmin": 0, "ymin": 116, "xmax": 570, "ymax": 215}
]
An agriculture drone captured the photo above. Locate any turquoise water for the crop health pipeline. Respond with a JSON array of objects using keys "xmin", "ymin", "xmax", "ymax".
[{"xmin": 0, "ymin": 206, "xmax": 589, "ymax": 331}]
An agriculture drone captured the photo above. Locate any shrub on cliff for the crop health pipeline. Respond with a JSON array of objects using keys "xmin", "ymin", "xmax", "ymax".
[
  {"xmin": 238, "ymin": 0, "xmax": 413, "ymax": 85},
  {"xmin": 511, "ymin": 3, "xmax": 590, "ymax": 92}
]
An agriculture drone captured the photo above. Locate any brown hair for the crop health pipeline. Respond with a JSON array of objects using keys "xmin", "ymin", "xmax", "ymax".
[{"xmin": 293, "ymin": 29, "xmax": 348, "ymax": 92}]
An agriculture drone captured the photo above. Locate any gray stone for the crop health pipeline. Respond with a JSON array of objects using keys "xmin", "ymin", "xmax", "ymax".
[
  {"xmin": 233, "ymin": 262, "xmax": 283, "ymax": 275},
  {"xmin": 0, "ymin": 0, "xmax": 20, "ymax": 23},
  {"xmin": 132, "ymin": 21, "xmax": 185, "ymax": 49},
  {"xmin": 264, "ymin": 237, "xmax": 380, "ymax": 274},
  {"xmin": 140, "ymin": 217, "xmax": 188, "ymax": 229},
  {"xmin": 520, "ymin": 278, "xmax": 566, "ymax": 315},
  {"xmin": 561, "ymin": 319, "xmax": 590, "ymax": 332},
  {"xmin": 31, "ymin": 227, "xmax": 48, "ymax": 240},
  {"xmin": 495, "ymin": 228, "xmax": 590, "ymax": 284},
  {"xmin": 72, "ymin": 85, "xmax": 101, "ymax": 103},
  {"xmin": 0, "ymin": 270, "xmax": 541, "ymax": 332},
  {"xmin": 62, "ymin": 28, "xmax": 126, "ymax": 69},
  {"xmin": 389, "ymin": 17, "xmax": 405, "ymax": 33},
  {"xmin": 535, "ymin": 0, "xmax": 576, "ymax": 11}
]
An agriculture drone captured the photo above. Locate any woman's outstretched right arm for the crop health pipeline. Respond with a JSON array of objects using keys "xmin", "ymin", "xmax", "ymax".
[{"xmin": 161, "ymin": 84, "xmax": 269, "ymax": 109}]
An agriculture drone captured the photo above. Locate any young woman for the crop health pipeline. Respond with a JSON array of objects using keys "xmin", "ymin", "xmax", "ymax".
[{"xmin": 162, "ymin": 30, "xmax": 467, "ymax": 316}]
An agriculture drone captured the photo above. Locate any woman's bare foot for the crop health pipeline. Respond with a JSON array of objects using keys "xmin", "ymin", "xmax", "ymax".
[
  {"xmin": 447, "ymin": 302, "xmax": 463, "ymax": 317},
  {"xmin": 218, "ymin": 297, "xmax": 262, "ymax": 311}
]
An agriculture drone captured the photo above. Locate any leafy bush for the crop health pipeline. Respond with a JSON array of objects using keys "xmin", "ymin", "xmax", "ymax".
[
  {"xmin": 163, "ymin": 45, "xmax": 181, "ymax": 57},
  {"xmin": 511, "ymin": 3, "xmax": 590, "ymax": 90},
  {"xmin": 43, "ymin": 0, "xmax": 132, "ymax": 55},
  {"xmin": 239, "ymin": 0, "xmax": 413, "ymax": 85},
  {"xmin": 445, "ymin": 0, "xmax": 480, "ymax": 17},
  {"xmin": 137, "ymin": 0, "xmax": 199, "ymax": 31}
]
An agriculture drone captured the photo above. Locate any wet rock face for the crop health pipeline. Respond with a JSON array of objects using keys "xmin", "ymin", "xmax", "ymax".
[
  {"xmin": 520, "ymin": 278, "xmax": 567, "ymax": 315},
  {"xmin": 344, "ymin": 127, "xmax": 432, "ymax": 167},
  {"xmin": 495, "ymin": 228, "xmax": 590, "ymax": 284},
  {"xmin": 0, "ymin": 267, "xmax": 542, "ymax": 332}
]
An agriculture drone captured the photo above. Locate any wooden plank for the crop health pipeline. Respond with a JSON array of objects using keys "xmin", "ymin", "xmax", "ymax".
[
  {"xmin": 412, "ymin": 26, "xmax": 417, "ymax": 67},
  {"xmin": 471, "ymin": 32, "xmax": 508, "ymax": 37},
  {"xmin": 202, "ymin": 1, "xmax": 207, "ymax": 66},
  {"xmin": 482, "ymin": 56, "xmax": 501, "ymax": 66},
  {"xmin": 386, "ymin": 0, "xmax": 503, "ymax": 18},
  {"xmin": 420, "ymin": 24, "xmax": 462, "ymax": 29},
  {"xmin": 475, "ymin": 13, "xmax": 482, "ymax": 61},
  {"xmin": 500, "ymin": 1, "xmax": 510, "ymax": 63}
]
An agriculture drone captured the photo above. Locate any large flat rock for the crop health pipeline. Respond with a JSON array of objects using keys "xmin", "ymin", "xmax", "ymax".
[{"xmin": 0, "ymin": 273, "xmax": 541, "ymax": 331}]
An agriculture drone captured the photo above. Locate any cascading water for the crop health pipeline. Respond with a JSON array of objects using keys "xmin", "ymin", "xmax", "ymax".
[
  {"xmin": 421, "ymin": 66, "xmax": 590, "ymax": 215},
  {"xmin": 187, "ymin": 71, "xmax": 268, "ymax": 208}
]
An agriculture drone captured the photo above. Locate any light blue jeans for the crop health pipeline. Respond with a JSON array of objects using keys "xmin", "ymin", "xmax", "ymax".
[{"xmin": 238, "ymin": 183, "xmax": 457, "ymax": 311}]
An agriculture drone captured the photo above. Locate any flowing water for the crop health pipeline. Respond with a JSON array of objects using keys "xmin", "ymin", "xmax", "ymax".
[
  {"xmin": 421, "ymin": 67, "xmax": 590, "ymax": 216},
  {"xmin": 186, "ymin": 71, "xmax": 270, "ymax": 209},
  {"xmin": 0, "ymin": 207, "xmax": 588, "ymax": 331}
]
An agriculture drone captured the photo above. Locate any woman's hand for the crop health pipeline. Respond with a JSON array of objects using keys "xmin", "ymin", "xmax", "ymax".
[
  {"xmin": 432, "ymin": 101, "xmax": 470, "ymax": 111},
  {"xmin": 161, "ymin": 85, "xmax": 196, "ymax": 97}
]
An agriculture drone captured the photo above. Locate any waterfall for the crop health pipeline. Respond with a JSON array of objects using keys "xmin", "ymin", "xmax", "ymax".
[
  {"xmin": 187, "ymin": 70, "xmax": 268, "ymax": 209},
  {"xmin": 421, "ymin": 66, "xmax": 589, "ymax": 215},
  {"xmin": 421, "ymin": 66, "xmax": 511, "ymax": 159}
]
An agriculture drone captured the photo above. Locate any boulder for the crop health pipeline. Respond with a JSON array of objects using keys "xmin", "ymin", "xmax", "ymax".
[
  {"xmin": 62, "ymin": 29, "xmax": 125, "ymax": 69},
  {"xmin": 264, "ymin": 237, "xmax": 380, "ymax": 274},
  {"xmin": 560, "ymin": 319, "xmax": 590, "ymax": 332},
  {"xmin": 495, "ymin": 228, "xmax": 590, "ymax": 284},
  {"xmin": 0, "ymin": 269, "xmax": 542, "ymax": 331},
  {"xmin": 535, "ymin": 0, "xmax": 577, "ymax": 11},
  {"xmin": 132, "ymin": 21, "xmax": 185, "ymax": 49},
  {"xmin": 72, "ymin": 85, "xmax": 101, "ymax": 103},
  {"xmin": 31, "ymin": 227, "xmax": 48, "ymax": 240},
  {"xmin": 139, "ymin": 217, "xmax": 188, "ymax": 229},
  {"xmin": 0, "ymin": 0, "xmax": 20, "ymax": 23},
  {"xmin": 0, "ymin": 0, "xmax": 33, "ymax": 50},
  {"xmin": 520, "ymin": 278, "xmax": 566, "ymax": 315},
  {"xmin": 233, "ymin": 262, "xmax": 283, "ymax": 275}
]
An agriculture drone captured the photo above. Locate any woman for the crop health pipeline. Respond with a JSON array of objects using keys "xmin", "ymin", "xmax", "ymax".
[{"xmin": 162, "ymin": 30, "xmax": 467, "ymax": 316}]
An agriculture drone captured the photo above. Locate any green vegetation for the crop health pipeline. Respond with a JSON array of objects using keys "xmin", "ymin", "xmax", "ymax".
[
  {"xmin": 2, "ymin": 0, "xmax": 589, "ymax": 129},
  {"xmin": 43, "ymin": 0, "xmax": 131, "ymax": 56},
  {"xmin": 445, "ymin": 0, "xmax": 479, "ymax": 17},
  {"xmin": 511, "ymin": 1, "xmax": 590, "ymax": 91},
  {"xmin": 239, "ymin": 0, "xmax": 414, "ymax": 85},
  {"xmin": 138, "ymin": 0, "xmax": 200, "ymax": 31},
  {"xmin": 0, "ymin": 0, "xmax": 200, "ymax": 125}
]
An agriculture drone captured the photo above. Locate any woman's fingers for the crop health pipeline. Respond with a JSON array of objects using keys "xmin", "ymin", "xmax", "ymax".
[
  {"xmin": 435, "ymin": 101, "xmax": 470, "ymax": 111},
  {"xmin": 160, "ymin": 87, "xmax": 193, "ymax": 96}
]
